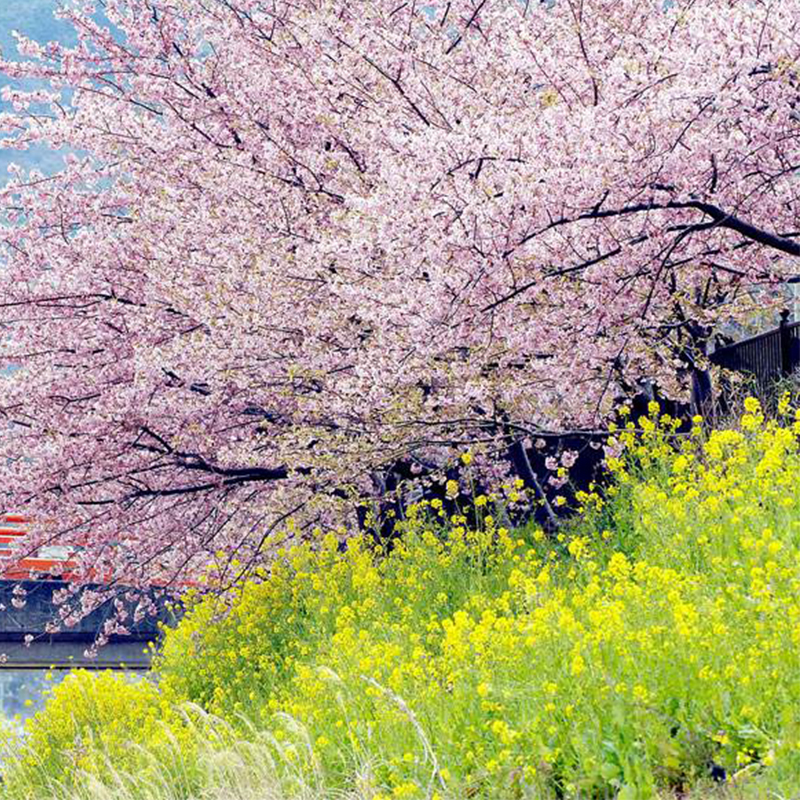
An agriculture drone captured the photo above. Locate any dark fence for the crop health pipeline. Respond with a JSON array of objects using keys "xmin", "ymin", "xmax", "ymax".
[
  {"xmin": 0, "ymin": 580, "xmax": 175, "ymax": 669},
  {"xmin": 710, "ymin": 309, "xmax": 800, "ymax": 386}
]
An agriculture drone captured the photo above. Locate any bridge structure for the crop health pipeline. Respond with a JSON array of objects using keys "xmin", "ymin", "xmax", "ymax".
[{"xmin": 0, "ymin": 515, "xmax": 171, "ymax": 670}]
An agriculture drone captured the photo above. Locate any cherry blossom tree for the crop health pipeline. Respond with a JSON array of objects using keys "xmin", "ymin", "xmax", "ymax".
[{"xmin": 1, "ymin": 0, "xmax": 799, "ymax": 597}]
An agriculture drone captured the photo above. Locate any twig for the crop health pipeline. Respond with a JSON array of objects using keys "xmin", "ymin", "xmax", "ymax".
[
  {"xmin": 515, "ymin": 441, "xmax": 559, "ymax": 531},
  {"xmin": 361, "ymin": 676, "xmax": 446, "ymax": 798}
]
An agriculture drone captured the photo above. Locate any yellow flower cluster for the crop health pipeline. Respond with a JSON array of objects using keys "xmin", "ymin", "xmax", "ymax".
[
  {"xmin": 0, "ymin": 671, "xmax": 194, "ymax": 798},
  {"xmin": 6, "ymin": 399, "xmax": 800, "ymax": 799}
]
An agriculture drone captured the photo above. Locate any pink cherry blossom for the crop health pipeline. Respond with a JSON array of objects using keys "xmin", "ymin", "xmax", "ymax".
[{"xmin": 0, "ymin": 0, "xmax": 797, "ymax": 613}]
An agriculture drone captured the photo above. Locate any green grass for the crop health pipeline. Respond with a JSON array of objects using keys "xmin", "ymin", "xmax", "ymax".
[{"xmin": 3, "ymin": 401, "xmax": 800, "ymax": 799}]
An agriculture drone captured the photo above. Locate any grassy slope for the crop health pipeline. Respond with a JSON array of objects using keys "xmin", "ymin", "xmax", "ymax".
[{"xmin": 3, "ymin": 401, "xmax": 800, "ymax": 799}]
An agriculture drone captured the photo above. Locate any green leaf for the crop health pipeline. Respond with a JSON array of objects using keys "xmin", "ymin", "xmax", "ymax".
[
  {"xmin": 617, "ymin": 785, "xmax": 638, "ymax": 800},
  {"xmin": 601, "ymin": 761, "xmax": 621, "ymax": 781}
]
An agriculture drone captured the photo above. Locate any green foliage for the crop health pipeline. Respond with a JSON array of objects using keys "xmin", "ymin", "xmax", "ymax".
[
  {"xmin": 0, "ymin": 671, "xmax": 195, "ymax": 798},
  {"xmin": 5, "ymin": 400, "xmax": 800, "ymax": 799}
]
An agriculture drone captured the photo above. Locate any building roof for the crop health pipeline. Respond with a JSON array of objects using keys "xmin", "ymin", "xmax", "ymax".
[{"xmin": 0, "ymin": 515, "xmax": 82, "ymax": 582}]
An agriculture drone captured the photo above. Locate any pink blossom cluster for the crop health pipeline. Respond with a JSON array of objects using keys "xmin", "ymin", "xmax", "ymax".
[{"xmin": 0, "ymin": 0, "xmax": 798, "ymax": 604}]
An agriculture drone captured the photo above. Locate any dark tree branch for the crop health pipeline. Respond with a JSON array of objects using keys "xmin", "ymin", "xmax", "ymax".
[
  {"xmin": 507, "ymin": 199, "xmax": 800, "ymax": 258},
  {"xmin": 482, "ymin": 245, "xmax": 622, "ymax": 312},
  {"xmin": 445, "ymin": 0, "xmax": 489, "ymax": 55}
]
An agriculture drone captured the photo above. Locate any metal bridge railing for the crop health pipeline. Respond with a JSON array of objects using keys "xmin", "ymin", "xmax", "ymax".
[{"xmin": 710, "ymin": 309, "xmax": 800, "ymax": 386}]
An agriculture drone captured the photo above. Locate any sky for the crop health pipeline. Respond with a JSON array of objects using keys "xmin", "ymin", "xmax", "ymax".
[
  {"xmin": 0, "ymin": 2, "xmax": 77, "ymax": 377},
  {"xmin": 0, "ymin": 0, "xmax": 77, "ymax": 179}
]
